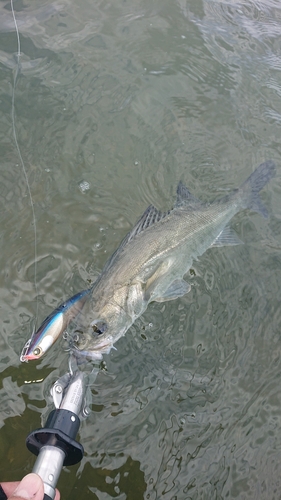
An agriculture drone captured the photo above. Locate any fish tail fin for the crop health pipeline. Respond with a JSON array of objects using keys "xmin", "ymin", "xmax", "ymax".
[{"xmin": 240, "ymin": 160, "xmax": 276, "ymax": 218}]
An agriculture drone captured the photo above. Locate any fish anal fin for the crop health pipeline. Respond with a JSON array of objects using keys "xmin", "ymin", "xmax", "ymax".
[{"xmin": 211, "ymin": 226, "xmax": 243, "ymax": 247}]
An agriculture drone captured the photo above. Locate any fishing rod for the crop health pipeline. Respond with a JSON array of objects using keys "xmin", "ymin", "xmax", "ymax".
[{"xmin": 25, "ymin": 355, "xmax": 97, "ymax": 500}]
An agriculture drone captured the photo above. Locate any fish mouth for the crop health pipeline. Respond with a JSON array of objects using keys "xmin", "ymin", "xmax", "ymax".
[
  {"xmin": 73, "ymin": 333, "xmax": 115, "ymax": 359},
  {"xmin": 77, "ymin": 336, "xmax": 113, "ymax": 352}
]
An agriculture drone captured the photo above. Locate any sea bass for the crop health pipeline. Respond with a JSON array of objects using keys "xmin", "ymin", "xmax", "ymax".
[{"xmin": 74, "ymin": 160, "xmax": 276, "ymax": 360}]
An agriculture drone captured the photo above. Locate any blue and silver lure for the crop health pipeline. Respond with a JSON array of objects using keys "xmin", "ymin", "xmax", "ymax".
[{"xmin": 20, "ymin": 288, "xmax": 91, "ymax": 362}]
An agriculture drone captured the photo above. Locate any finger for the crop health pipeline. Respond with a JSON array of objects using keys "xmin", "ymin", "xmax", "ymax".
[
  {"xmin": 0, "ymin": 482, "xmax": 20, "ymax": 498},
  {"xmin": 54, "ymin": 489, "xmax": 60, "ymax": 500},
  {"xmin": 1, "ymin": 477, "xmax": 60, "ymax": 500},
  {"xmin": 7, "ymin": 474, "xmax": 44, "ymax": 500}
]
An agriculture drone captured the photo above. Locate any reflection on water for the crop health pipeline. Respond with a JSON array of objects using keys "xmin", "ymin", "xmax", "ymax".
[{"xmin": 0, "ymin": 0, "xmax": 281, "ymax": 498}]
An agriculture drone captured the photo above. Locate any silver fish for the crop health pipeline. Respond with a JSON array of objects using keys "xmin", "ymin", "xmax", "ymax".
[{"xmin": 76, "ymin": 161, "xmax": 276, "ymax": 359}]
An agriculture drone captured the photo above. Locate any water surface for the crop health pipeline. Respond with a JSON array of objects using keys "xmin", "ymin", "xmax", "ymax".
[{"xmin": 0, "ymin": 0, "xmax": 281, "ymax": 498}]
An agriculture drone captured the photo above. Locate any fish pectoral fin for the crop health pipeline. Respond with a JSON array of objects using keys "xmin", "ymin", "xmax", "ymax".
[
  {"xmin": 153, "ymin": 279, "xmax": 191, "ymax": 303},
  {"xmin": 211, "ymin": 226, "xmax": 243, "ymax": 247}
]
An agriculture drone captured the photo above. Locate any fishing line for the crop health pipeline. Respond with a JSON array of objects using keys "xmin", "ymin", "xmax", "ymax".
[{"xmin": 10, "ymin": 0, "xmax": 39, "ymax": 327}]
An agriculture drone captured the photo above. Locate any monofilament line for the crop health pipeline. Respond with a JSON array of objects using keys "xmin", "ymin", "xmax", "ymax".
[{"xmin": 11, "ymin": 0, "xmax": 38, "ymax": 327}]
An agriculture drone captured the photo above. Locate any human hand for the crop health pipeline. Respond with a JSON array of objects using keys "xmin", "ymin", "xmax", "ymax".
[{"xmin": 0, "ymin": 473, "xmax": 60, "ymax": 500}]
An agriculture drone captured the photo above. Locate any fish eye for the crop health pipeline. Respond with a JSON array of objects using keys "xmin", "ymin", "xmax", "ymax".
[
  {"xmin": 33, "ymin": 347, "xmax": 42, "ymax": 357},
  {"xmin": 92, "ymin": 322, "xmax": 107, "ymax": 336}
]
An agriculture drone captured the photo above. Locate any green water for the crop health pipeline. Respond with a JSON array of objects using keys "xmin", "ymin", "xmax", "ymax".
[{"xmin": 0, "ymin": 0, "xmax": 281, "ymax": 498}]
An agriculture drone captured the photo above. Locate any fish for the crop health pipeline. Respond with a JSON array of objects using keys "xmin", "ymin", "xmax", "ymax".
[
  {"xmin": 73, "ymin": 160, "xmax": 276, "ymax": 360},
  {"xmin": 20, "ymin": 288, "xmax": 91, "ymax": 361}
]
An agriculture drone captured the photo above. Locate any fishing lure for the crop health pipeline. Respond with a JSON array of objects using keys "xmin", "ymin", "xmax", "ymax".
[{"xmin": 20, "ymin": 288, "xmax": 91, "ymax": 362}]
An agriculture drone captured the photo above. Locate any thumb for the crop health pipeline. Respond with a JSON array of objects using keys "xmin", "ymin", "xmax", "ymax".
[{"xmin": 8, "ymin": 474, "xmax": 44, "ymax": 500}]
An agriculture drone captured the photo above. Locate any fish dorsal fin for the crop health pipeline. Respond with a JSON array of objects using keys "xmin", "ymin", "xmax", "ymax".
[
  {"xmin": 176, "ymin": 181, "xmax": 202, "ymax": 208},
  {"xmin": 102, "ymin": 205, "xmax": 168, "ymax": 271},
  {"xmin": 125, "ymin": 204, "xmax": 167, "ymax": 244}
]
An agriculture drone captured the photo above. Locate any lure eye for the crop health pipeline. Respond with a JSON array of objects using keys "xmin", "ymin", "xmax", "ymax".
[
  {"xmin": 92, "ymin": 322, "xmax": 107, "ymax": 336},
  {"xmin": 33, "ymin": 347, "xmax": 42, "ymax": 357}
]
